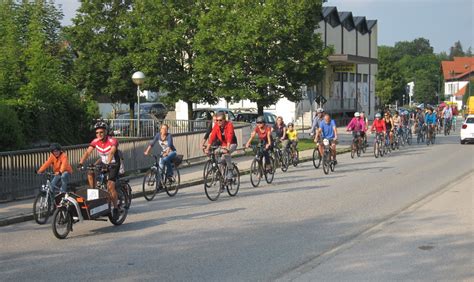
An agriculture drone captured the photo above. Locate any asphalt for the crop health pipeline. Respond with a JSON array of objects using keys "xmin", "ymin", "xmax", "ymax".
[{"xmin": 0, "ymin": 129, "xmax": 472, "ymax": 281}]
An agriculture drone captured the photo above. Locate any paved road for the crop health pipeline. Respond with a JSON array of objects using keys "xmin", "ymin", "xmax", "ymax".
[{"xmin": 1, "ymin": 132, "xmax": 472, "ymax": 281}]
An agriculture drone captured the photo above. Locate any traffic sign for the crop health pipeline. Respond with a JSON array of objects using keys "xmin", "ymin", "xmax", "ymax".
[{"xmin": 314, "ymin": 95, "xmax": 327, "ymax": 105}]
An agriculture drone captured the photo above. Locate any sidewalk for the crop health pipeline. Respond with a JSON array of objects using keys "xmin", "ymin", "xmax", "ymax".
[
  {"xmin": 0, "ymin": 145, "xmax": 350, "ymax": 227},
  {"xmin": 290, "ymin": 172, "xmax": 474, "ymax": 281}
]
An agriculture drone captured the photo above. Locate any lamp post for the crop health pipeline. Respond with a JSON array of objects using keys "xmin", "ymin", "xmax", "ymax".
[
  {"xmin": 402, "ymin": 94, "xmax": 405, "ymax": 107},
  {"xmin": 132, "ymin": 71, "xmax": 145, "ymax": 137}
]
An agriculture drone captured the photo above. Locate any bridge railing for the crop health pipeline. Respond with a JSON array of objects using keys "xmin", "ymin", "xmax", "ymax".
[{"xmin": 0, "ymin": 123, "xmax": 251, "ymax": 201}]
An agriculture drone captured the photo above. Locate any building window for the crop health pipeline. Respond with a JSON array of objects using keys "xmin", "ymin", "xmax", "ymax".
[
  {"xmin": 334, "ymin": 73, "xmax": 341, "ymax": 81},
  {"xmin": 349, "ymin": 73, "xmax": 355, "ymax": 82},
  {"xmin": 356, "ymin": 74, "xmax": 361, "ymax": 82},
  {"xmin": 363, "ymin": 74, "xmax": 368, "ymax": 82},
  {"xmin": 342, "ymin": 73, "xmax": 348, "ymax": 82}
]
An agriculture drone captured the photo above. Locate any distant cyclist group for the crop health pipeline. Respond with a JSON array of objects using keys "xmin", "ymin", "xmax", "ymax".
[{"xmin": 34, "ymin": 103, "xmax": 458, "ymax": 238}]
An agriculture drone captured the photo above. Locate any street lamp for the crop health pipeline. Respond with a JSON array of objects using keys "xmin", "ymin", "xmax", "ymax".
[
  {"xmin": 132, "ymin": 71, "xmax": 145, "ymax": 137},
  {"xmin": 402, "ymin": 94, "xmax": 405, "ymax": 106}
]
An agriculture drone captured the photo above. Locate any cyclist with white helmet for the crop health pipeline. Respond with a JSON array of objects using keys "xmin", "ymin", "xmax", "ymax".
[
  {"xmin": 346, "ymin": 112, "xmax": 365, "ymax": 149},
  {"xmin": 311, "ymin": 108, "xmax": 325, "ymax": 137},
  {"xmin": 79, "ymin": 120, "xmax": 121, "ymax": 220}
]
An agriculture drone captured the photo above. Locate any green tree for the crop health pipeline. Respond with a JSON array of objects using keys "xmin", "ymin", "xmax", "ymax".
[
  {"xmin": 449, "ymin": 41, "xmax": 465, "ymax": 59},
  {"xmin": 375, "ymin": 79, "xmax": 393, "ymax": 106},
  {"xmin": 195, "ymin": 1, "xmax": 329, "ymax": 115},
  {"xmin": 65, "ymin": 0, "xmax": 137, "ymax": 114},
  {"xmin": 126, "ymin": 1, "xmax": 214, "ymax": 119}
]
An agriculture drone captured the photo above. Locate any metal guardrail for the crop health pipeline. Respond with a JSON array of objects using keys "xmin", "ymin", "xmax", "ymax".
[
  {"xmin": 0, "ymin": 123, "xmax": 251, "ymax": 201},
  {"xmin": 107, "ymin": 119, "xmax": 214, "ymax": 138}
]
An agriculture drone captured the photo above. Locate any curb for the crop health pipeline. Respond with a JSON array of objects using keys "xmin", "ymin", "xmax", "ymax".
[{"xmin": 0, "ymin": 148, "xmax": 350, "ymax": 227}]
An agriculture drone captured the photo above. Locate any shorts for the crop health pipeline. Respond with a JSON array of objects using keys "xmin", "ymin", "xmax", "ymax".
[{"xmin": 106, "ymin": 160, "xmax": 121, "ymax": 182}]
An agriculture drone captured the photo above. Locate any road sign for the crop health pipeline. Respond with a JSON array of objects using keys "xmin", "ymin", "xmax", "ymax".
[{"xmin": 315, "ymin": 95, "xmax": 327, "ymax": 105}]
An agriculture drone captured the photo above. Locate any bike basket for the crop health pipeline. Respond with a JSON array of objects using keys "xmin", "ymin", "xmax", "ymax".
[
  {"xmin": 173, "ymin": 154, "xmax": 184, "ymax": 167},
  {"xmin": 75, "ymin": 188, "xmax": 110, "ymax": 219}
]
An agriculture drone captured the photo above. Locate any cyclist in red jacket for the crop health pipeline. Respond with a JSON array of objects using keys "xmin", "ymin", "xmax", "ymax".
[{"xmin": 205, "ymin": 112, "xmax": 237, "ymax": 180}]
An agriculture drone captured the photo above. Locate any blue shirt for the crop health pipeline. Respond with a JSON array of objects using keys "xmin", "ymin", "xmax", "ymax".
[
  {"xmin": 425, "ymin": 113, "xmax": 436, "ymax": 125},
  {"xmin": 319, "ymin": 119, "xmax": 336, "ymax": 139}
]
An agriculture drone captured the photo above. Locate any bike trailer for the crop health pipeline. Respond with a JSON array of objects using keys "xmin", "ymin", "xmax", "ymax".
[{"xmin": 74, "ymin": 188, "xmax": 110, "ymax": 220}]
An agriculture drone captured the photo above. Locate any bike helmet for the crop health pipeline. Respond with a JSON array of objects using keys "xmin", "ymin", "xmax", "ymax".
[
  {"xmin": 256, "ymin": 116, "xmax": 265, "ymax": 123},
  {"xmin": 49, "ymin": 143, "xmax": 62, "ymax": 152},
  {"xmin": 94, "ymin": 120, "xmax": 108, "ymax": 131},
  {"xmin": 375, "ymin": 113, "xmax": 381, "ymax": 118},
  {"xmin": 317, "ymin": 108, "xmax": 324, "ymax": 113},
  {"xmin": 354, "ymin": 112, "xmax": 360, "ymax": 117}
]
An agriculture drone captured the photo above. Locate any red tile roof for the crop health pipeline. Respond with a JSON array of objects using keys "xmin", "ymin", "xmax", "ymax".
[
  {"xmin": 441, "ymin": 57, "xmax": 474, "ymax": 80},
  {"xmin": 454, "ymin": 84, "xmax": 467, "ymax": 97}
]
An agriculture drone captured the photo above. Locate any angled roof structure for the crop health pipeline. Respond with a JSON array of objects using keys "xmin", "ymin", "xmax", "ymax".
[
  {"xmin": 441, "ymin": 57, "xmax": 474, "ymax": 81},
  {"xmin": 320, "ymin": 6, "xmax": 376, "ymax": 34}
]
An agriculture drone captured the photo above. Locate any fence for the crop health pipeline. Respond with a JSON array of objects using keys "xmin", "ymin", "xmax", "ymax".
[
  {"xmin": 107, "ymin": 119, "xmax": 213, "ymax": 138},
  {"xmin": 0, "ymin": 123, "xmax": 251, "ymax": 202}
]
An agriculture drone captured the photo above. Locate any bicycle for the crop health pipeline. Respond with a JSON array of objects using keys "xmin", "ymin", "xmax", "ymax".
[
  {"xmin": 321, "ymin": 139, "xmax": 336, "ymax": 175},
  {"xmin": 373, "ymin": 132, "xmax": 385, "ymax": 158},
  {"xmin": 249, "ymin": 143, "xmax": 275, "ymax": 187},
  {"xmin": 416, "ymin": 123, "xmax": 426, "ymax": 144},
  {"xmin": 444, "ymin": 118, "xmax": 451, "ymax": 136},
  {"xmin": 287, "ymin": 141, "xmax": 299, "ymax": 167},
  {"xmin": 142, "ymin": 154, "xmax": 181, "ymax": 201},
  {"xmin": 350, "ymin": 133, "xmax": 362, "ymax": 159},
  {"xmin": 426, "ymin": 124, "xmax": 436, "ymax": 146},
  {"xmin": 33, "ymin": 172, "xmax": 60, "ymax": 224},
  {"xmin": 271, "ymin": 140, "xmax": 289, "ymax": 172},
  {"xmin": 404, "ymin": 124, "xmax": 412, "ymax": 145},
  {"xmin": 203, "ymin": 148, "xmax": 240, "ymax": 201}
]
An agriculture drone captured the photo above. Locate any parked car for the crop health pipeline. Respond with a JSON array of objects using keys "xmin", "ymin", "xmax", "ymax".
[
  {"xmin": 460, "ymin": 115, "xmax": 474, "ymax": 144},
  {"xmin": 111, "ymin": 112, "xmax": 159, "ymax": 137},
  {"xmin": 140, "ymin": 102, "xmax": 168, "ymax": 119},
  {"xmin": 235, "ymin": 112, "xmax": 277, "ymax": 126},
  {"xmin": 192, "ymin": 108, "xmax": 236, "ymax": 121}
]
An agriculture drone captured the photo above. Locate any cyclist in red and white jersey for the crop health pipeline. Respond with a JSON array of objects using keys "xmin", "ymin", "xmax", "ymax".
[{"xmin": 79, "ymin": 121, "xmax": 121, "ymax": 220}]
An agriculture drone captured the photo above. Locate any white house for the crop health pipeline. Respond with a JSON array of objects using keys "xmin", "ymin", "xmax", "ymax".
[{"xmin": 176, "ymin": 5, "xmax": 378, "ymax": 124}]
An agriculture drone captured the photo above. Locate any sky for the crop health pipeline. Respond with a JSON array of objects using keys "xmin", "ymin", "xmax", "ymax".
[{"xmin": 56, "ymin": 0, "xmax": 473, "ymax": 54}]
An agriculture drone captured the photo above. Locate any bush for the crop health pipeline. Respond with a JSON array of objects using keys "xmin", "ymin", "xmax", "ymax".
[{"xmin": 0, "ymin": 104, "xmax": 25, "ymax": 151}]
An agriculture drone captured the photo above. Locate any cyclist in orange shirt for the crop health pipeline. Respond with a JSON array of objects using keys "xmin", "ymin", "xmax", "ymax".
[{"xmin": 37, "ymin": 143, "xmax": 73, "ymax": 193}]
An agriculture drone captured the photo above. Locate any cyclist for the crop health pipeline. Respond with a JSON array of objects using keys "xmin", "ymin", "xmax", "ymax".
[
  {"xmin": 311, "ymin": 108, "xmax": 325, "ymax": 137},
  {"xmin": 392, "ymin": 111, "xmax": 401, "ymax": 136},
  {"xmin": 452, "ymin": 105, "xmax": 458, "ymax": 131},
  {"xmin": 370, "ymin": 113, "xmax": 386, "ymax": 136},
  {"xmin": 205, "ymin": 112, "xmax": 237, "ymax": 180},
  {"xmin": 272, "ymin": 116, "xmax": 288, "ymax": 149},
  {"xmin": 415, "ymin": 106, "xmax": 425, "ymax": 134},
  {"xmin": 400, "ymin": 111, "xmax": 410, "ymax": 138},
  {"xmin": 425, "ymin": 107, "xmax": 437, "ymax": 141},
  {"xmin": 442, "ymin": 104, "xmax": 453, "ymax": 132},
  {"xmin": 201, "ymin": 114, "xmax": 218, "ymax": 150},
  {"xmin": 79, "ymin": 121, "xmax": 120, "ymax": 220},
  {"xmin": 37, "ymin": 143, "xmax": 73, "ymax": 193},
  {"xmin": 317, "ymin": 113, "xmax": 338, "ymax": 164},
  {"xmin": 144, "ymin": 124, "xmax": 177, "ymax": 182},
  {"xmin": 245, "ymin": 116, "xmax": 272, "ymax": 172},
  {"xmin": 384, "ymin": 112, "xmax": 394, "ymax": 146},
  {"xmin": 346, "ymin": 112, "xmax": 365, "ymax": 149},
  {"xmin": 286, "ymin": 122, "xmax": 298, "ymax": 161},
  {"xmin": 360, "ymin": 111, "xmax": 369, "ymax": 146}
]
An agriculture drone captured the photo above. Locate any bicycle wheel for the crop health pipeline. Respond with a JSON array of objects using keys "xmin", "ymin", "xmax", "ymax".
[
  {"xmin": 142, "ymin": 169, "xmax": 158, "ymax": 201},
  {"xmin": 330, "ymin": 160, "xmax": 335, "ymax": 172},
  {"xmin": 33, "ymin": 192, "xmax": 52, "ymax": 225},
  {"xmin": 356, "ymin": 145, "xmax": 361, "ymax": 157},
  {"xmin": 204, "ymin": 167, "xmax": 222, "ymax": 201},
  {"xmin": 250, "ymin": 159, "xmax": 262, "ymax": 187},
  {"xmin": 122, "ymin": 182, "xmax": 132, "ymax": 209},
  {"xmin": 351, "ymin": 143, "xmax": 356, "ymax": 159},
  {"xmin": 226, "ymin": 164, "xmax": 240, "ymax": 197},
  {"xmin": 264, "ymin": 156, "xmax": 275, "ymax": 184},
  {"xmin": 292, "ymin": 149, "xmax": 299, "ymax": 167},
  {"xmin": 280, "ymin": 150, "xmax": 289, "ymax": 172},
  {"xmin": 203, "ymin": 160, "xmax": 212, "ymax": 180},
  {"xmin": 312, "ymin": 148, "xmax": 322, "ymax": 168},
  {"xmin": 373, "ymin": 142, "xmax": 379, "ymax": 158},
  {"xmin": 362, "ymin": 140, "xmax": 367, "ymax": 153},
  {"xmin": 52, "ymin": 207, "xmax": 72, "ymax": 239},
  {"xmin": 109, "ymin": 186, "xmax": 129, "ymax": 226},
  {"xmin": 165, "ymin": 167, "xmax": 180, "ymax": 197},
  {"xmin": 322, "ymin": 153, "xmax": 330, "ymax": 175}
]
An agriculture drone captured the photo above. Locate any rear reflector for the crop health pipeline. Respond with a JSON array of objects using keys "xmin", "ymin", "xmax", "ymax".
[{"xmin": 462, "ymin": 124, "xmax": 467, "ymax": 129}]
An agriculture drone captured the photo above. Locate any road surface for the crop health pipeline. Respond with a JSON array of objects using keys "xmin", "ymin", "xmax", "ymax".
[{"xmin": 1, "ymin": 132, "xmax": 472, "ymax": 281}]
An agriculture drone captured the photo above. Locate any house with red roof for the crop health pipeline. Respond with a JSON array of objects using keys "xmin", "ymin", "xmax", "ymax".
[{"xmin": 441, "ymin": 57, "xmax": 474, "ymax": 109}]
